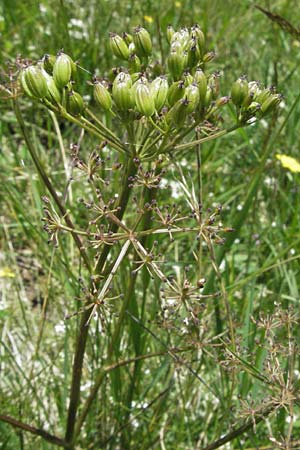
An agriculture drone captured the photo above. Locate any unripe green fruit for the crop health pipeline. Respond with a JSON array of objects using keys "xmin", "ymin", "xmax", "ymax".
[
  {"xmin": 42, "ymin": 70, "xmax": 61, "ymax": 104},
  {"xmin": 108, "ymin": 67, "xmax": 120, "ymax": 82},
  {"xmin": 167, "ymin": 80, "xmax": 185, "ymax": 106},
  {"xmin": 185, "ymin": 83, "xmax": 200, "ymax": 113},
  {"xmin": 183, "ymin": 72, "xmax": 194, "ymax": 86},
  {"xmin": 194, "ymin": 68, "xmax": 207, "ymax": 103},
  {"xmin": 129, "ymin": 54, "xmax": 141, "ymax": 74},
  {"xmin": 215, "ymin": 96, "xmax": 230, "ymax": 109},
  {"xmin": 133, "ymin": 26, "xmax": 152, "ymax": 58},
  {"xmin": 246, "ymin": 101, "xmax": 261, "ymax": 115},
  {"xmin": 67, "ymin": 91, "xmax": 84, "ymax": 116},
  {"xmin": 94, "ymin": 81, "xmax": 112, "ymax": 111},
  {"xmin": 53, "ymin": 53, "xmax": 73, "ymax": 89},
  {"xmin": 24, "ymin": 66, "xmax": 48, "ymax": 99},
  {"xmin": 203, "ymin": 51, "xmax": 215, "ymax": 63},
  {"xmin": 150, "ymin": 76, "xmax": 169, "ymax": 112},
  {"xmin": 113, "ymin": 74, "xmax": 134, "ymax": 110},
  {"xmin": 123, "ymin": 32, "xmax": 133, "ymax": 45},
  {"xmin": 167, "ymin": 51, "xmax": 184, "ymax": 80},
  {"xmin": 187, "ymin": 40, "xmax": 201, "ymax": 69},
  {"xmin": 166, "ymin": 25, "xmax": 175, "ymax": 44},
  {"xmin": 255, "ymin": 88, "xmax": 273, "ymax": 105},
  {"xmin": 109, "ymin": 33, "xmax": 130, "ymax": 60},
  {"xmin": 261, "ymin": 94, "xmax": 281, "ymax": 116},
  {"xmin": 171, "ymin": 29, "xmax": 190, "ymax": 51},
  {"xmin": 113, "ymin": 72, "xmax": 132, "ymax": 89},
  {"xmin": 167, "ymin": 98, "xmax": 189, "ymax": 127},
  {"xmin": 191, "ymin": 24, "xmax": 205, "ymax": 56},
  {"xmin": 19, "ymin": 69, "xmax": 35, "ymax": 98},
  {"xmin": 204, "ymin": 86, "xmax": 213, "ymax": 107},
  {"xmin": 43, "ymin": 54, "xmax": 56, "ymax": 75},
  {"xmin": 135, "ymin": 80, "xmax": 155, "ymax": 117},
  {"xmin": 231, "ymin": 77, "xmax": 249, "ymax": 107}
]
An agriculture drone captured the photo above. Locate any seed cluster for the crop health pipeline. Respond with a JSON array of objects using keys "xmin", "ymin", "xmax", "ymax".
[{"xmin": 18, "ymin": 25, "xmax": 282, "ymax": 146}]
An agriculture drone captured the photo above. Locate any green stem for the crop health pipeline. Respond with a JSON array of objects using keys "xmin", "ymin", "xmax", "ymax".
[
  {"xmin": 13, "ymin": 100, "xmax": 92, "ymax": 273},
  {"xmin": 64, "ymin": 157, "xmax": 137, "ymax": 446}
]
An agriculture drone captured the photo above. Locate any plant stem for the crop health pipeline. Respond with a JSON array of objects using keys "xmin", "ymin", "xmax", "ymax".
[
  {"xmin": 0, "ymin": 415, "xmax": 66, "ymax": 448},
  {"xmin": 13, "ymin": 100, "xmax": 92, "ymax": 273},
  {"xmin": 64, "ymin": 156, "xmax": 137, "ymax": 446}
]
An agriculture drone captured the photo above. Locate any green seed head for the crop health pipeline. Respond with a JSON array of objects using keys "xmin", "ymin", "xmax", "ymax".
[
  {"xmin": 42, "ymin": 70, "xmax": 61, "ymax": 104},
  {"xmin": 129, "ymin": 53, "xmax": 141, "ymax": 74},
  {"xmin": 215, "ymin": 96, "xmax": 230, "ymax": 109},
  {"xmin": 231, "ymin": 76, "xmax": 249, "ymax": 107},
  {"xmin": 167, "ymin": 80, "xmax": 185, "ymax": 106},
  {"xmin": 191, "ymin": 24, "xmax": 205, "ymax": 56},
  {"xmin": 167, "ymin": 50, "xmax": 184, "ymax": 81},
  {"xmin": 194, "ymin": 68, "xmax": 207, "ymax": 103},
  {"xmin": 261, "ymin": 94, "xmax": 281, "ymax": 116},
  {"xmin": 150, "ymin": 76, "xmax": 169, "ymax": 112},
  {"xmin": 24, "ymin": 65, "xmax": 48, "ymax": 99},
  {"xmin": 123, "ymin": 32, "xmax": 133, "ymax": 45},
  {"xmin": 187, "ymin": 40, "xmax": 201, "ymax": 69},
  {"xmin": 94, "ymin": 81, "xmax": 112, "ymax": 111},
  {"xmin": 203, "ymin": 51, "xmax": 216, "ymax": 64},
  {"xmin": 255, "ymin": 88, "xmax": 273, "ymax": 105},
  {"xmin": 19, "ymin": 69, "xmax": 35, "ymax": 98},
  {"xmin": 67, "ymin": 91, "xmax": 84, "ymax": 116},
  {"xmin": 204, "ymin": 85, "xmax": 213, "ymax": 108},
  {"xmin": 113, "ymin": 73, "xmax": 134, "ymax": 111},
  {"xmin": 133, "ymin": 26, "xmax": 152, "ymax": 58},
  {"xmin": 53, "ymin": 52, "xmax": 73, "ymax": 89},
  {"xmin": 171, "ymin": 28, "xmax": 190, "ymax": 51},
  {"xmin": 185, "ymin": 83, "xmax": 200, "ymax": 113},
  {"xmin": 43, "ymin": 54, "xmax": 56, "ymax": 75},
  {"xmin": 113, "ymin": 71, "xmax": 132, "ymax": 88},
  {"xmin": 109, "ymin": 33, "xmax": 130, "ymax": 61},
  {"xmin": 167, "ymin": 97, "xmax": 189, "ymax": 127},
  {"xmin": 134, "ymin": 79, "xmax": 155, "ymax": 117},
  {"xmin": 166, "ymin": 25, "xmax": 175, "ymax": 44},
  {"xmin": 182, "ymin": 71, "xmax": 194, "ymax": 86}
]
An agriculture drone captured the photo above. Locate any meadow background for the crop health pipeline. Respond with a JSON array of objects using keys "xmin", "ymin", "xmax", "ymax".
[{"xmin": 1, "ymin": 0, "xmax": 300, "ymax": 449}]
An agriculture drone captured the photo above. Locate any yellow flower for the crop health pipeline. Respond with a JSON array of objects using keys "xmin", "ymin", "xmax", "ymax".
[
  {"xmin": 0, "ymin": 267, "xmax": 16, "ymax": 278},
  {"xmin": 276, "ymin": 154, "xmax": 300, "ymax": 173},
  {"xmin": 143, "ymin": 15, "xmax": 153, "ymax": 24},
  {"xmin": 175, "ymin": 1, "xmax": 182, "ymax": 7}
]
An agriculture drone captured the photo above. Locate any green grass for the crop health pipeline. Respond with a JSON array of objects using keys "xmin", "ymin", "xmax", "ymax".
[{"xmin": 1, "ymin": 1, "xmax": 300, "ymax": 449}]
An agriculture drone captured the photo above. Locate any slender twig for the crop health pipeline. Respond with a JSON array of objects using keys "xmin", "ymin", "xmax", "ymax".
[
  {"xmin": 65, "ymin": 157, "xmax": 137, "ymax": 445},
  {"xmin": 201, "ymin": 408, "xmax": 274, "ymax": 450},
  {"xmin": 0, "ymin": 415, "xmax": 66, "ymax": 448},
  {"xmin": 13, "ymin": 100, "xmax": 92, "ymax": 273}
]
